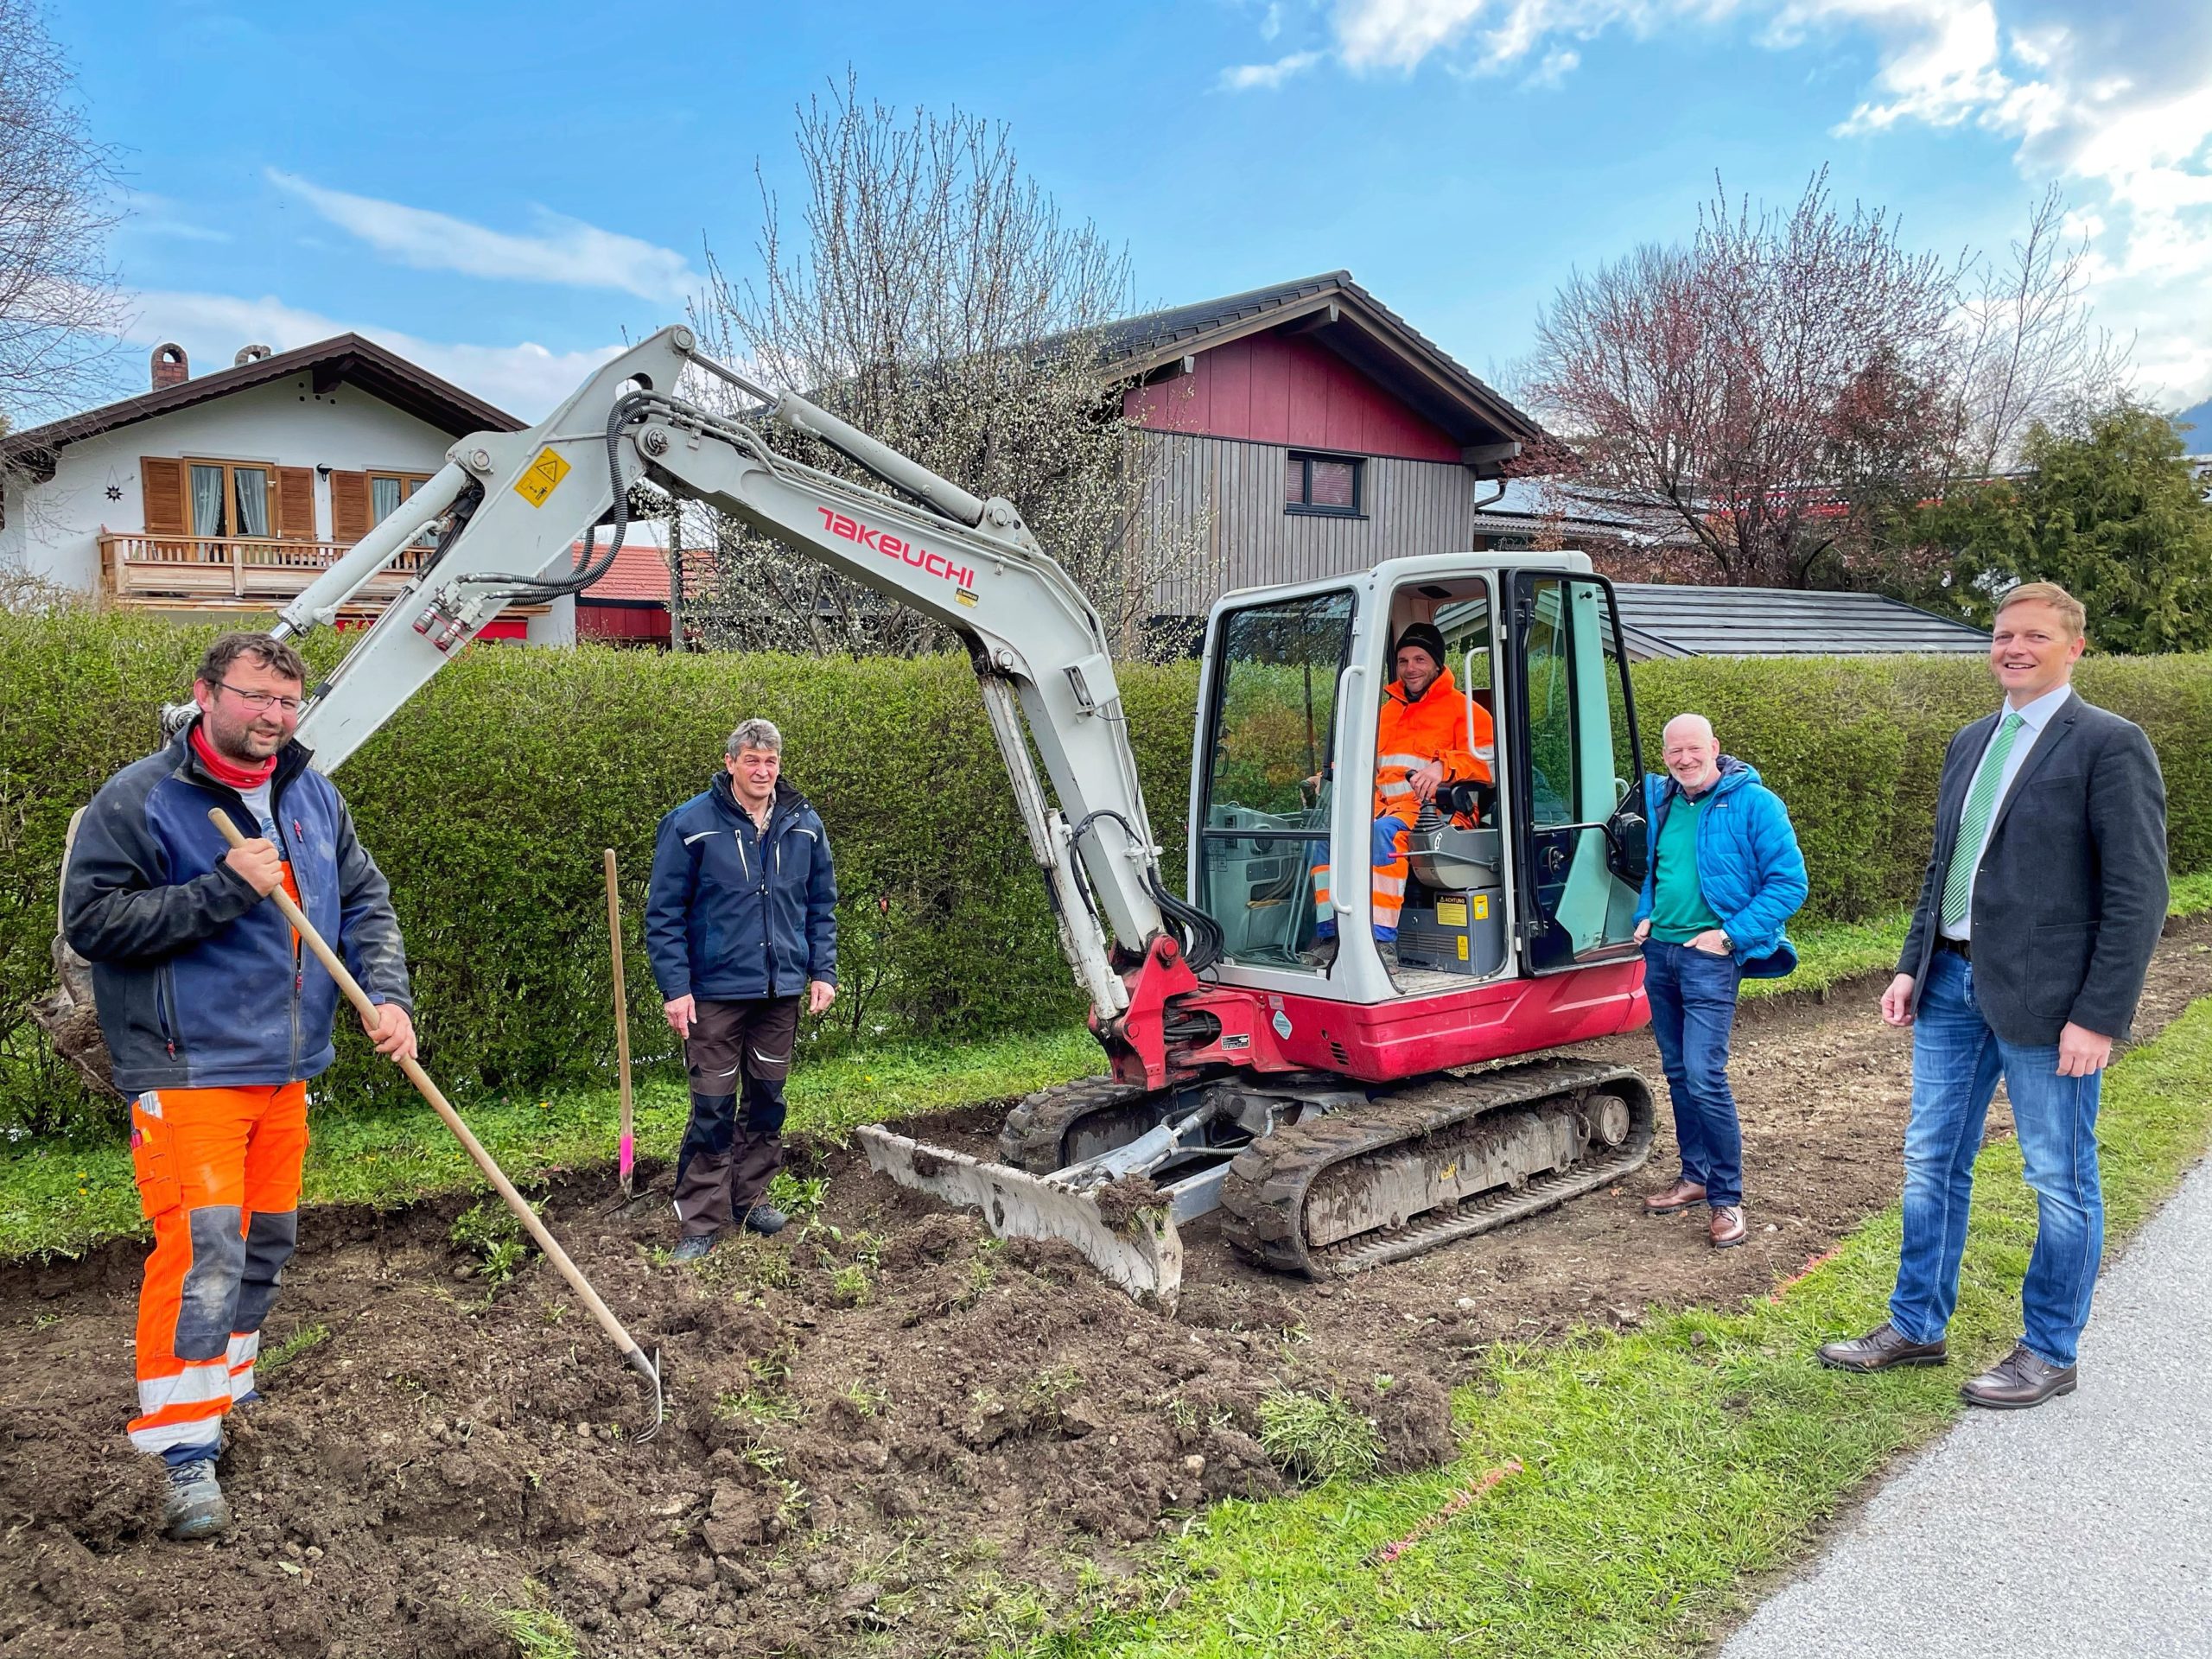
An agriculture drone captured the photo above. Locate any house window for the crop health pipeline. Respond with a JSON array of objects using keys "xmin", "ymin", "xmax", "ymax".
[
  {"xmin": 1285, "ymin": 450, "xmax": 1363, "ymax": 518},
  {"xmin": 370, "ymin": 471, "xmax": 439, "ymax": 548},
  {"xmin": 187, "ymin": 459, "xmax": 276, "ymax": 541}
]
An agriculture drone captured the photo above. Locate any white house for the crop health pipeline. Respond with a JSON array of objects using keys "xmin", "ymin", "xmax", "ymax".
[{"xmin": 0, "ymin": 336, "xmax": 575, "ymax": 642}]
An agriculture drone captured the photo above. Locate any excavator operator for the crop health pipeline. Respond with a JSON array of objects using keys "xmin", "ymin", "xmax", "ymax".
[{"xmin": 1312, "ymin": 622, "xmax": 1495, "ymax": 952}]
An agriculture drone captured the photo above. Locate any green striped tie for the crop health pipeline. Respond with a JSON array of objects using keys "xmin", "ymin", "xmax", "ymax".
[{"xmin": 1941, "ymin": 711, "xmax": 2026, "ymax": 931}]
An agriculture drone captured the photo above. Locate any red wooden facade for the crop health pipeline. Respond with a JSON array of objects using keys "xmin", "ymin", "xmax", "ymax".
[{"xmin": 1122, "ymin": 331, "xmax": 1462, "ymax": 462}]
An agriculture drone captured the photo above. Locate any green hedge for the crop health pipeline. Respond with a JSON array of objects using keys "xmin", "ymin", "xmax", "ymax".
[{"xmin": 3, "ymin": 610, "xmax": 2208, "ymax": 1135}]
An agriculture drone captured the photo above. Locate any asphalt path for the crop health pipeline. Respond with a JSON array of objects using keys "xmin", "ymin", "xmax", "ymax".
[{"xmin": 1721, "ymin": 1154, "xmax": 2212, "ymax": 1659}]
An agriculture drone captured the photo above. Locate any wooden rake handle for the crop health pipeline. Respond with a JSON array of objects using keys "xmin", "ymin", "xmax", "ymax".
[{"xmin": 208, "ymin": 810, "xmax": 662, "ymax": 1403}]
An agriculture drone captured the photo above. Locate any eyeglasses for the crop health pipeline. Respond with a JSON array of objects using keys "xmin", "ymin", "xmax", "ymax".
[{"xmin": 217, "ymin": 683, "xmax": 304, "ymax": 715}]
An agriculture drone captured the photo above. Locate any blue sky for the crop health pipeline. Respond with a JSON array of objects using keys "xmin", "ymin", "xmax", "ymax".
[{"xmin": 55, "ymin": 0, "xmax": 2212, "ymax": 423}]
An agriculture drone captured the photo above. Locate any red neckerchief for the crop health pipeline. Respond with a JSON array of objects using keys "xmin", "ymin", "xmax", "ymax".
[{"xmin": 189, "ymin": 722, "xmax": 277, "ymax": 791}]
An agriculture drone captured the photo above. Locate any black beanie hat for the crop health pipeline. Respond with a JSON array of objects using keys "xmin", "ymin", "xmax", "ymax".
[{"xmin": 1394, "ymin": 621, "xmax": 1448, "ymax": 672}]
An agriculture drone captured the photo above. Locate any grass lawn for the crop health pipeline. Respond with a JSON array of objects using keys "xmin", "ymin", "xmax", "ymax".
[
  {"xmin": 5, "ymin": 874, "xmax": 2208, "ymax": 1262},
  {"xmin": 995, "ymin": 994, "xmax": 2212, "ymax": 1658}
]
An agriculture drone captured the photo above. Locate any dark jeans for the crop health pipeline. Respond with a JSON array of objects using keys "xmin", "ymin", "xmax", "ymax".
[
  {"xmin": 1642, "ymin": 939, "xmax": 1745, "ymax": 1208},
  {"xmin": 674, "ymin": 996, "xmax": 800, "ymax": 1236},
  {"xmin": 1890, "ymin": 949, "xmax": 2104, "ymax": 1368}
]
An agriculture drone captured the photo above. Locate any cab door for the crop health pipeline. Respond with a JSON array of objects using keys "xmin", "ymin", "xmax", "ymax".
[{"xmin": 1503, "ymin": 572, "xmax": 1647, "ymax": 973}]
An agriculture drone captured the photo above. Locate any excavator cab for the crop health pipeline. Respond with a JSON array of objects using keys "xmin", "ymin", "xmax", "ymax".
[{"xmin": 1192, "ymin": 551, "xmax": 1647, "ymax": 1014}]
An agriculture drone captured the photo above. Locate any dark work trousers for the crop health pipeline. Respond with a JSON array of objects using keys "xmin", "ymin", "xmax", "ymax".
[{"xmin": 674, "ymin": 996, "xmax": 801, "ymax": 1236}]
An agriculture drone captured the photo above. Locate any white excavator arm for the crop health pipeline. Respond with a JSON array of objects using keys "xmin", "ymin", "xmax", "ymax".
[{"xmin": 272, "ymin": 324, "xmax": 1198, "ymax": 1023}]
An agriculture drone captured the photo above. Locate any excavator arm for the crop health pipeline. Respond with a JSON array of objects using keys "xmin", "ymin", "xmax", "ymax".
[{"xmin": 273, "ymin": 324, "xmax": 1208, "ymax": 1031}]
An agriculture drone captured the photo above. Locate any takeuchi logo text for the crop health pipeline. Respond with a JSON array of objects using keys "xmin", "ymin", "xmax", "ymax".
[{"xmin": 817, "ymin": 508, "xmax": 976, "ymax": 590}]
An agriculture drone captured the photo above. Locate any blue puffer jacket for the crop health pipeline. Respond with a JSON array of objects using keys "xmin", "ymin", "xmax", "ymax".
[
  {"xmin": 62, "ymin": 722, "xmax": 413, "ymax": 1093},
  {"xmin": 1634, "ymin": 756, "xmax": 1808, "ymax": 979},
  {"xmin": 645, "ymin": 772, "xmax": 837, "ymax": 1002}
]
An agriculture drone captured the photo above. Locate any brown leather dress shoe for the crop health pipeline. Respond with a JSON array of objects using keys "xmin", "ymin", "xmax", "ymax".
[
  {"xmin": 1643, "ymin": 1179, "xmax": 1707, "ymax": 1215},
  {"xmin": 1817, "ymin": 1320, "xmax": 1948, "ymax": 1373},
  {"xmin": 1707, "ymin": 1205, "xmax": 1747, "ymax": 1249},
  {"xmin": 1960, "ymin": 1343, "xmax": 2077, "ymax": 1409}
]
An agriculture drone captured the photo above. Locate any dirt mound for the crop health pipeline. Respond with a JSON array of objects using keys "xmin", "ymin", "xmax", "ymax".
[{"xmin": 0, "ymin": 1158, "xmax": 1440, "ymax": 1659}]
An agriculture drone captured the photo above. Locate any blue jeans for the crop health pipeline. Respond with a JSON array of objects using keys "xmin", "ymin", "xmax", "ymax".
[
  {"xmin": 1642, "ymin": 939, "xmax": 1745, "ymax": 1208},
  {"xmin": 1889, "ymin": 948, "xmax": 2104, "ymax": 1368}
]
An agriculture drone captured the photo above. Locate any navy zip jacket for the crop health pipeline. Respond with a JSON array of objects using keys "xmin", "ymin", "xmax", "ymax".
[
  {"xmin": 645, "ymin": 772, "xmax": 837, "ymax": 1002},
  {"xmin": 62, "ymin": 721, "xmax": 413, "ymax": 1094}
]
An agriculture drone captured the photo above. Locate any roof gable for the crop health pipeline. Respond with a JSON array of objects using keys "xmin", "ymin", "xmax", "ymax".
[
  {"xmin": 2, "ymin": 334, "xmax": 521, "ymax": 480},
  {"xmin": 1101, "ymin": 271, "xmax": 1543, "ymax": 461}
]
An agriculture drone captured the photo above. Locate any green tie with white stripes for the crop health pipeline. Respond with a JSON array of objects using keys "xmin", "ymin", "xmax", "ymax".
[{"xmin": 1940, "ymin": 711, "xmax": 2026, "ymax": 931}]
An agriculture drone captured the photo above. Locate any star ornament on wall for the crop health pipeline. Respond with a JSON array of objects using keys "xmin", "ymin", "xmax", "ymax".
[{"xmin": 105, "ymin": 485, "xmax": 124, "ymax": 501}]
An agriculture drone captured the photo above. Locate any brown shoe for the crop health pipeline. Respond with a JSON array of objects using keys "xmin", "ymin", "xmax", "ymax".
[
  {"xmin": 1707, "ymin": 1205, "xmax": 1746, "ymax": 1249},
  {"xmin": 1817, "ymin": 1320, "xmax": 1948, "ymax": 1373},
  {"xmin": 1643, "ymin": 1179, "xmax": 1707, "ymax": 1215},
  {"xmin": 1960, "ymin": 1343, "xmax": 2077, "ymax": 1410}
]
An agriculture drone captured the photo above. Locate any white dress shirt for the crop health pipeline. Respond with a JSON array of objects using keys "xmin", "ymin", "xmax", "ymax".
[{"xmin": 1942, "ymin": 682, "xmax": 2074, "ymax": 941}]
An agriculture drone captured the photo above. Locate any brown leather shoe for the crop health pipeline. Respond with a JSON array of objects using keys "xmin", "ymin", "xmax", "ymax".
[
  {"xmin": 1643, "ymin": 1179, "xmax": 1707, "ymax": 1215},
  {"xmin": 1817, "ymin": 1320, "xmax": 1948, "ymax": 1373},
  {"xmin": 1960, "ymin": 1343, "xmax": 2077, "ymax": 1409},
  {"xmin": 1707, "ymin": 1205, "xmax": 1747, "ymax": 1249}
]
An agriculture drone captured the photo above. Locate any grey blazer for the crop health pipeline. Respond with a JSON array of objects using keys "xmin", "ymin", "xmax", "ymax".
[{"xmin": 1897, "ymin": 690, "xmax": 2167, "ymax": 1046}]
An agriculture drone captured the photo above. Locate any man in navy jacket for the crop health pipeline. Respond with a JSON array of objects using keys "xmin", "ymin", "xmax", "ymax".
[
  {"xmin": 1631, "ymin": 713, "xmax": 1808, "ymax": 1249},
  {"xmin": 64, "ymin": 632, "xmax": 415, "ymax": 1541},
  {"xmin": 646, "ymin": 718, "xmax": 836, "ymax": 1259}
]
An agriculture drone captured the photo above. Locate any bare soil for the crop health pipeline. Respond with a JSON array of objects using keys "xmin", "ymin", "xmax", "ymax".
[{"xmin": 5, "ymin": 918, "xmax": 2209, "ymax": 1659}]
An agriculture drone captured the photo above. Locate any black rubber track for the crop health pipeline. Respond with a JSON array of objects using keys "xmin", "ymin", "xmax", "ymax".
[
  {"xmin": 996, "ymin": 1076, "xmax": 1161, "ymax": 1173},
  {"xmin": 1217, "ymin": 1057, "xmax": 1655, "ymax": 1277}
]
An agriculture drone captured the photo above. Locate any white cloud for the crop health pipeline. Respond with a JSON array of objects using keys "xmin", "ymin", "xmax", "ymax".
[
  {"xmin": 1220, "ymin": 48, "xmax": 1325, "ymax": 89},
  {"xmin": 1523, "ymin": 45, "xmax": 1581, "ymax": 87},
  {"xmin": 266, "ymin": 171, "xmax": 698, "ymax": 302},
  {"xmin": 1264, "ymin": 0, "xmax": 2212, "ymax": 403},
  {"xmin": 121, "ymin": 289, "xmax": 626, "ymax": 420}
]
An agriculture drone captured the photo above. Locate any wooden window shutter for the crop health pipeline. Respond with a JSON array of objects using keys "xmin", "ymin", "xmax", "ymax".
[
  {"xmin": 330, "ymin": 471, "xmax": 371, "ymax": 543},
  {"xmin": 142, "ymin": 458, "xmax": 186, "ymax": 536},
  {"xmin": 276, "ymin": 467, "xmax": 315, "ymax": 541}
]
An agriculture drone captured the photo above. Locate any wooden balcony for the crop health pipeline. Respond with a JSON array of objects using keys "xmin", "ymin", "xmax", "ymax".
[{"xmin": 99, "ymin": 534, "xmax": 435, "ymax": 612}]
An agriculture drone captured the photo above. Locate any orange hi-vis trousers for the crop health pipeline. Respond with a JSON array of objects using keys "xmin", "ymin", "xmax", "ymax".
[{"xmin": 127, "ymin": 1083, "xmax": 308, "ymax": 1460}]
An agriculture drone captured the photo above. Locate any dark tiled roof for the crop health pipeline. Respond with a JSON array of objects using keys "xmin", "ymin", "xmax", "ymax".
[
  {"xmin": 1097, "ymin": 271, "xmax": 1548, "ymax": 454},
  {"xmin": 0, "ymin": 334, "xmax": 522, "ymax": 479},
  {"xmin": 1611, "ymin": 582, "xmax": 1991, "ymax": 658}
]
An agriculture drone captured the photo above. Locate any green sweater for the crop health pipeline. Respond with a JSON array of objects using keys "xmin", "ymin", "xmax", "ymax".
[{"xmin": 1649, "ymin": 793, "xmax": 1722, "ymax": 943}]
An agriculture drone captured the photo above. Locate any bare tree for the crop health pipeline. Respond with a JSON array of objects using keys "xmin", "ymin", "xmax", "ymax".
[
  {"xmin": 1948, "ymin": 184, "xmax": 2131, "ymax": 477},
  {"xmin": 1529, "ymin": 171, "xmax": 1961, "ymax": 588},
  {"xmin": 685, "ymin": 78, "xmax": 1189, "ymax": 656},
  {"xmin": 0, "ymin": 0, "xmax": 123, "ymax": 429}
]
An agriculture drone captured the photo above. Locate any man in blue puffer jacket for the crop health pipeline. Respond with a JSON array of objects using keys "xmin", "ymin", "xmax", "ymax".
[
  {"xmin": 1630, "ymin": 713, "xmax": 1808, "ymax": 1249},
  {"xmin": 645, "ymin": 718, "xmax": 836, "ymax": 1260}
]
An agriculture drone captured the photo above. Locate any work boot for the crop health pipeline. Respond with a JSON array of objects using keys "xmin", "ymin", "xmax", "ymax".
[
  {"xmin": 1707, "ymin": 1205, "xmax": 1747, "ymax": 1249},
  {"xmin": 1960, "ymin": 1342, "xmax": 2077, "ymax": 1410},
  {"xmin": 1643, "ymin": 1179, "xmax": 1707, "ymax": 1215},
  {"xmin": 1817, "ymin": 1320, "xmax": 1948, "ymax": 1373},
  {"xmin": 161, "ymin": 1458, "xmax": 231, "ymax": 1541},
  {"xmin": 741, "ymin": 1204, "xmax": 787, "ymax": 1236},
  {"xmin": 670, "ymin": 1231, "xmax": 720, "ymax": 1264}
]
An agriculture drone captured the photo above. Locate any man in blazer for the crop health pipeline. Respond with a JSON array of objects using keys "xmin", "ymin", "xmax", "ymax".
[{"xmin": 1820, "ymin": 582, "xmax": 2167, "ymax": 1408}]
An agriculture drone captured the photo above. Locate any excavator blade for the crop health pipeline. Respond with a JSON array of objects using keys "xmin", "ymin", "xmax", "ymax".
[{"xmin": 854, "ymin": 1126, "xmax": 1183, "ymax": 1310}]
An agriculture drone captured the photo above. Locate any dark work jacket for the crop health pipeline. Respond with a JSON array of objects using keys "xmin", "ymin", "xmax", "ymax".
[
  {"xmin": 62, "ymin": 722, "xmax": 413, "ymax": 1094},
  {"xmin": 645, "ymin": 772, "xmax": 837, "ymax": 1002},
  {"xmin": 1898, "ymin": 691, "xmax": 2167, "ymax": 1045}
]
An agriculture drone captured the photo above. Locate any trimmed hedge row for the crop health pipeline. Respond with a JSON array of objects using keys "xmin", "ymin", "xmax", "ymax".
[{"xmin": 3, "ymin": 611, "xmax": 2208, "ymax": 1133}]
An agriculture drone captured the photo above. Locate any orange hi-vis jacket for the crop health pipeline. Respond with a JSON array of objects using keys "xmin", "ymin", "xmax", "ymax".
[{"xmin": 1372, "ymin": 666, "xmax": 1495, "ymax": 821}]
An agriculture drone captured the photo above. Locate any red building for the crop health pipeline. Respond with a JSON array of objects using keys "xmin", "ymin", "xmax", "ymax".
[
  {"xmin": 1108, "ymin": 271, "xmax": 1549, "ymax": 626},
  {"xmin": 574, "ymin": 536, "xmax": 715, "ymax": 645}
]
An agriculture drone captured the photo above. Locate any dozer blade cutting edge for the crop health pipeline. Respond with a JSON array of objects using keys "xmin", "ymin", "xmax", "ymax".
[{"xmin": 855, "ymin": 1126, "xmax": 1185, "ymax": 1309}]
